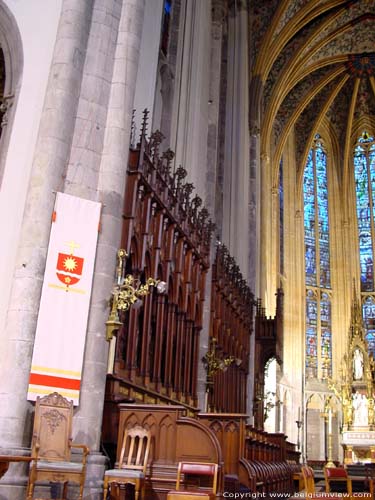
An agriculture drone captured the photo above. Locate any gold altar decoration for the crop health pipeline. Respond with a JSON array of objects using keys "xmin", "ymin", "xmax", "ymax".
[
  {"xmin": 329, "ymin": 293, "xmax": 375, "ymax": 430},
  {"xmin": 325, "ymin": 290, "xmax": 375, "ymax": 464}
]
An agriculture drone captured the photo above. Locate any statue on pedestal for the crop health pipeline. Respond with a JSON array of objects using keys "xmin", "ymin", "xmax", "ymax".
[
  {"xmin": 353, "ymin": 392, "xmax": 368, "ymax": 426},
  {"xmin": 353, "ymin": 348, "xmax": 364, "ymax": 380}
]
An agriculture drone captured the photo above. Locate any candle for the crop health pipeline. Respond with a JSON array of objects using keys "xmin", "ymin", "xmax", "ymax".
[
  {"xmin": 298, "ymin": 406, "xmax": 301, "ymax": 421},
  {"xmin": 328, "ymin": 408, "xmax": 332, "ymax": 434}
]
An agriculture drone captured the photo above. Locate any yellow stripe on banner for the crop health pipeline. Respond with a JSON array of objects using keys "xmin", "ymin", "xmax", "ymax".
[
  {"xmin": 31, "ymin": 365, "xmax": 81, "ymax": 378},
  {"xmin": 28, "ymin": 386, "xmax": 79, "ymax": 400},
  {"xmin": 48, "ymin": 283, "xmax": 86, "ymax": 294}
]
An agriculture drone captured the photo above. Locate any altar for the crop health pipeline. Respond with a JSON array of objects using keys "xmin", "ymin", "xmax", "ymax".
[
  {"xmin": 342, "ymin": 431, "xmax": 375, "ymax": 463},
  {"xmin": 330, "ymin": 295, "xmax": 375, "ymax": 464}
]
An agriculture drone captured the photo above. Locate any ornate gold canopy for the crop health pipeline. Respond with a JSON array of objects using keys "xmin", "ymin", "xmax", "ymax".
[{"xmin": 331, "ymin": 292, "xmax": 375, "ymax": 430}]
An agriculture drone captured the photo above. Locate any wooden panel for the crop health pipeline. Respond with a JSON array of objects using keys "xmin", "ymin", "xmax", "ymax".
[
  {"xmin": 198, "ymin": 413, "xmax": 247, "ymax": 475},
  {"xmin": 115, "ymin": 404, "xmax": 223, "ymax": 499},
  {"xmin": 207, "ymin": 245, "xmax": 253, "ymax": 413}
]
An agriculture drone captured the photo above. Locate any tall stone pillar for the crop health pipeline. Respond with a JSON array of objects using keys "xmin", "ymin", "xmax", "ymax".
[
  {"xmin": 63, "ymin": 0, "xmax": 146, "ymax": 497},
  {"xmin": 206, "ymin": 0, "xmax": 226, "ymax": 214},
  {"xmin": 0, "ymin": 1, "xmax": 94, "ymax": 498},
  {"xmin": 222, "ymin": 0, "xmax": 250, "ymax": 276},
  {"xmin": 0, "ymin": 0, "xmax": 146, "ymax": 497},
  {"xmin": 197, "ymin": 0, "xmax": 227, "ymax": 412},
  {"xmin": 247, "ymin": 125, "xmax": 260, "ymax": 417}
]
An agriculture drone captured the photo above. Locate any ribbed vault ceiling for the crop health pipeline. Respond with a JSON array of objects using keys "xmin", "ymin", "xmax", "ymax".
[{"xmin": 251, "ymin": 0, "xmax": 375, "ymax": 186}]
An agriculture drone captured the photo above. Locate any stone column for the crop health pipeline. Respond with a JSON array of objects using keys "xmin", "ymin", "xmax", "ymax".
[
  {"xmin": 132, "ymin": 0, "xmax": 164, "ymax": 138},
  {"xmin": 197, "ymin": 246, "xmax": 214, "ymax": 412},
  {"xmin": 0, "ymin": 1, "xmax": 94, "ymax": 498},
  {"xmin": 197, "ymin": 0, "xmax": 227, "ymax": 414},
  {"xmin": 64, "ymin": 0, "xmax": 146, "ymax": 497},
  {"xmin": 205, "ymin": 0, "xmax": 226, "ymax": 214},
  {"xmin": 222, "ymin": 0, "xmax": 250, "ymax": 276}
]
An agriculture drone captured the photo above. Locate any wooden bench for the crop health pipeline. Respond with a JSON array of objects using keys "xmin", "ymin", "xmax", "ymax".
[{"xmin": 0, "ymin": 455, "xmax": 33, "ymax": 479}]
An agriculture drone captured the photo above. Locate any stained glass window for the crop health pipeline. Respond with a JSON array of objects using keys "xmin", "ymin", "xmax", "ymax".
[
  {"xmin": 354, "ymin": 132, "xmax": 375, "ymax": 292},
  {"xmin": 306, "ymin": 290, "xmax": 318, "ymax": 377},
  {"xmin": 320, "ymin": 292, "xmax": 332, "ymax": 377},
  {"xmin": 363, "ymin": 296, "xmax": 375, "ymax": 355},
  {"xmin": 303, "ymin": 135, "xmax": 332, "ymax": 377},
  {"xmin": 354, "ymin": 131, "xmax": 375, "ymax": 354},
  {"xmin": 161, "ymin": 0, "xmax": 172, "ymax": 55}
]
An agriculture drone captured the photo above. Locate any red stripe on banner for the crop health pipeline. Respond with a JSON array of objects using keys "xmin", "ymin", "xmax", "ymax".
[{"xmin": 29, "ymin": 373, "xmax": 81, "ymax": 390}]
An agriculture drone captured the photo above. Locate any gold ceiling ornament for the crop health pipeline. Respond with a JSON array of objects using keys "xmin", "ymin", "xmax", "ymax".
[{"xmin": 106, "ymin": 249, "xmax": 166, "ymax": 341}]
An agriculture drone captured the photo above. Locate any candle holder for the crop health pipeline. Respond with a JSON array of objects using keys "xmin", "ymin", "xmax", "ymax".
[
  {"xmin": 106, "ymin": 249, "xmax": 166, "ymax": 341},
  {"xmin": 202, "ymin": 337, "xmax": 242, "ymax": 411},
  {"xmin": 295, "ymin": 418, "xmax": 302, "ymax": 450},
  {"xmin": 325, "ymin": 432, "xmax": 335, "ymax": 468},
  {"xmin": 105, "ymin": 249, "xmax": 166, "ymax": 374},
  {"xmin": 324, "ymin": 406, "xmax": 336, "ymax": 468}
]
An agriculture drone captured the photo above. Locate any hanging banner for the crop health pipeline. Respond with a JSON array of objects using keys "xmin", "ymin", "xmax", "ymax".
[{"xmin": 28, "ymin": 192, "xmax": 101, "ymax": 405}]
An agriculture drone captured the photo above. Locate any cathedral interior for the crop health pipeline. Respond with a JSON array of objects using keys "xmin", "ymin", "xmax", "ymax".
[{"xmin": 1, "ymin": 0, "xmax": 375, "ymax": 498}]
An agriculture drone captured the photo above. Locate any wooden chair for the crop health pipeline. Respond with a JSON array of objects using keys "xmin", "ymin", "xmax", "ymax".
[
  {"xmin": 27, "ymin": 392, "xmax": 90, "ymax": 500},
  {"xmin": 301, "ymin": 465, "xmax": 315, "ymax": 495},
  {"xmin": 364, "ymin": 464, "xmax": 375, "ymax": 500},
  {"xmin": 301, "ymin": 465, "xmax": 344, "ymax": 499},
  {"xmin": 167, "ymin": 462, "xmax": 219, "ymax": 500},
  {"xmin": 324, "ymin": 467, "xmax": 352, "ymax": 497},
  {"xmin": 103, "ymin": 425, "xmax": 151, "ymax": 500}
]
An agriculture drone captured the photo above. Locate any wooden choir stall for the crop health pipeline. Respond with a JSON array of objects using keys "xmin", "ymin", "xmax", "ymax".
[{"xmin": 101, "ymin": 116, "xmax": 300, "ymax": 498}]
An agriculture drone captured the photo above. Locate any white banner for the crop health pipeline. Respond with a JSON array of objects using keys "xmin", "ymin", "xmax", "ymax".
[{"xmin": 28, "ymin": 192, "xmax": 101, "ymax": 405}]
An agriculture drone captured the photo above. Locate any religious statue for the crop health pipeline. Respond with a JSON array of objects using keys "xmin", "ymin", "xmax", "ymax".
[
  {"xmin": 353, "ymin": 348, "xmax": 364, "ymax": 380},
  {"xmin": 353, "ymin": 391, "xmax": 368, "ymax": 426},
  {"xmin": 342, "ymin": 386, "xmax": 353, "ymax": 426}
]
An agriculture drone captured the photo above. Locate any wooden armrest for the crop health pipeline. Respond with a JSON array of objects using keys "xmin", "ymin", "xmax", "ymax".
[
  {"xmin": 70, "ymin": 443, "xmax": 90, "ymax": 463},
  {"xmin": 70, "ymin": 443, "xmax": 90, "ymax": 455}
]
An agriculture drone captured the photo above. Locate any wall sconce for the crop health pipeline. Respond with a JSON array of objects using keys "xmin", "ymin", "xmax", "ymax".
[
  {"xmin": 202, "ymin": 337, "xmax": 241, "ymax": 379},
  {"xmin": 106, "ymin": 249, "xmax": 166, "ymax": 341},
  {"xmin": 202, "ymin": 337, "xmax": 242, "ymax": 412},
  {"xmin": 263, "ymin": 391, "xmax": 283, "ymax": 421}
]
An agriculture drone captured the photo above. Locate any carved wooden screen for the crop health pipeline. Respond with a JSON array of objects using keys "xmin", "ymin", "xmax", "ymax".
[
  {"xmin": 206, "ymin": 243, "xmax": 254, "ymax": 413},
  {"xmin": 111, "ymin": 111, "xmax": 214, "ymax": 408}
]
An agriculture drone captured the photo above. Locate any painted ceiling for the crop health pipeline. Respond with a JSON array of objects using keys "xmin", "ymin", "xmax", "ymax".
[{"xmin": 250, "ymin": 0, "xmax": 375, "ymax": 185}]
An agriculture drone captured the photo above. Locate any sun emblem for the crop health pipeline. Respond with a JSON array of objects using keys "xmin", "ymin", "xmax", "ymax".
[{"xmin": 63, "ymin": 256, "xmax": 78, "ymax": 272}]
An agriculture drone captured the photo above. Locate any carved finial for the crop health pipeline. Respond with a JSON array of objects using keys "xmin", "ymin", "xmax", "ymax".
[
  {"xmin": 149, "ymin": 130, "xmax": 164, "ymax": 162},
  {"xmin": 161, "ymin": 148, "xmax": 175, "ymax": 177},
  {"xmin": 174, "ymin": 166, "xmax": 187, "ymax": 193},
  {"xmin": 130, "ymin": 109, "xmax": 136, "ymax": 147},
  {"xmin": 140, "ymin": 108, "xmax": 150, "ymax": 141}
]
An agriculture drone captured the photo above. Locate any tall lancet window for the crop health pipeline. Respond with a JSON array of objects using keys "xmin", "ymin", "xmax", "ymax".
[
  {"xmin": 303, "ymin": 135, "xmax": 332, "ymax": 378},
  {"xmin": 354, "ymin": 131, "xmax": 375, "ymax": 355}
]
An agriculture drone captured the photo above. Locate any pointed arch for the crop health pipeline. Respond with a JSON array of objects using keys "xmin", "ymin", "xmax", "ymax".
[{"xmin": 0, "ymin": 0, "xmax": 23, "ymax": 186}]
